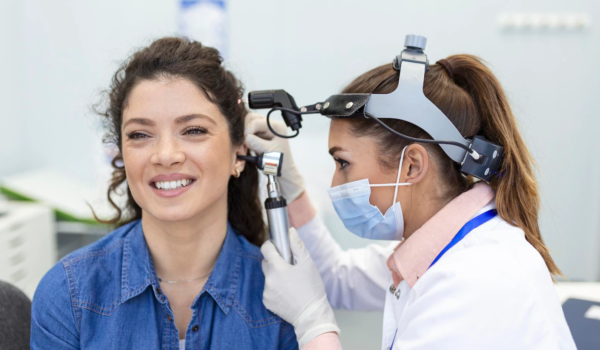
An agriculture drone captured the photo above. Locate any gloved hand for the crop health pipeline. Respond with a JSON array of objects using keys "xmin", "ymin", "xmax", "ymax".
[
  {"xmin": 244, "ymin": 113, "xmax": 306, "ymax": 202},
  {"xmin": 261, "ymin": 228, "xmax": 340, "ymax": 348}
]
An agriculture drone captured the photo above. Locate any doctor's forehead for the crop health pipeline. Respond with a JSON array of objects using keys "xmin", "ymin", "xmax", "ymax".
[
  {"xmin": 328, "ymin": 119, "xmax": 381, "ymax": 159},
  {"xmin": 328, "ymin": 119, "xmax": 360, "ymax": 150},
  {"xmin": 328, "ymin": 119, "xmax": 352, "ymax": 144}
]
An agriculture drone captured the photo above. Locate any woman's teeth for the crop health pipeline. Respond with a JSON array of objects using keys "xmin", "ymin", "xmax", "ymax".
[{"xmin": 154, "ymin": 179, "xmax": 193, "ymax": 190}]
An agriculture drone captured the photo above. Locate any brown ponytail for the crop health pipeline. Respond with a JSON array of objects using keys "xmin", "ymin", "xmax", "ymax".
[{"xmin": 343, "ymin": 54, "xmax": 561, "ymax": 278}]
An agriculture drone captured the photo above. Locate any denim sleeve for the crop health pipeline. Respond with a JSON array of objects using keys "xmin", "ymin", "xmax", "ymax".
[
  {"xmin": 279, "ymin": 321, "xmax": 299, "ymax": 350},
  {"xmin": 31, "ymin": 262, "xmax": 80, "ymax": 349}
]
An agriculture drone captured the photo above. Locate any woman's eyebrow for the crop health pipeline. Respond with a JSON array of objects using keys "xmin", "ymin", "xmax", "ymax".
[
  {"xmin": 123, "ymin": 118, "xmax": 155, "ymax": 128},
  {"xmin": 175, "ymin": 114, "xmax": 216, "ymax": 125}
]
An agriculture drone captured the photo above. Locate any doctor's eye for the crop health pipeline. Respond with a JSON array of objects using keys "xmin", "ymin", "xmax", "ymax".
[{"xmin": 334, "ymin": 157, "xmax": 349, "ymax": 170}]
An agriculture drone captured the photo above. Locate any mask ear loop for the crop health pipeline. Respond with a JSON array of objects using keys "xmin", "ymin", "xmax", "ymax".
[
  {"xmin": 369, "ymin": 146, "xmax": 412, "ymax": 201},
  {"xmin": 392, "ymin": 146, "xmax": 408, "ymax": 206}
]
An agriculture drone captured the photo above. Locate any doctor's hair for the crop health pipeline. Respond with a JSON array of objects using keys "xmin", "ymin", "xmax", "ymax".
[
  {"xmin": 94, "ymin": 37, "xmax": 266, "ymax": 246},
  {"xmin": 343, "ymin": 55, "xmax": 561, "ymax": 278}
]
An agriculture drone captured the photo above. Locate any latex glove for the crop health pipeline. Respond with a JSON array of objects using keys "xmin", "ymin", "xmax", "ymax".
[
  {"xmin": 261, "ymin": 228, "xmax": 340, "ymax": 348},
  {"xmin": 245, "ymin": 112, "xmax": 305, "ymax": 202}
]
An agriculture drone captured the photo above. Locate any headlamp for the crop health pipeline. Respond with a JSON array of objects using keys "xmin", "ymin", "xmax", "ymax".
[{"xmin": 247, "ymin": 34, "xmax": 504, "ymax": 182}]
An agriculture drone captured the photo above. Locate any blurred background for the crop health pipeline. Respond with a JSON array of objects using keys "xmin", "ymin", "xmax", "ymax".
[{"xmin": 0, "ymin": 0, "xmax": 598, "ymax": 348}]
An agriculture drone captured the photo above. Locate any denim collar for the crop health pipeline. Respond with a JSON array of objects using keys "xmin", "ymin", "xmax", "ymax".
[{"xmin": 121, "ymin": 220, "xmax": 241, "ymax": 315}]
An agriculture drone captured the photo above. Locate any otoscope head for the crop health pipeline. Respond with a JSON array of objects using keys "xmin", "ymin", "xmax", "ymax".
[
  {"xmin": 261, "ymin": 152, "xmax": 284, "ymax": 177},
  {"xmin": 237, "ymin": 152, "xmax": 284, "ymax": 177}
]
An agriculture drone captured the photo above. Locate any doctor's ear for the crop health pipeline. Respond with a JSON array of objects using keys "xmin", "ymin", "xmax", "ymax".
[{"xmin": 404, "ymin": 144, "xmax": 429, "ymax": 184}]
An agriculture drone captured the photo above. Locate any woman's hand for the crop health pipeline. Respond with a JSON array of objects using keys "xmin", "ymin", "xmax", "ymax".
[
  {"xmin": 261, "ymin": 228, "xmax": 340, "ymax": 348},
  {"xmin": 244, "ymin": 113, "xmax": 305, "ymax": 202}
]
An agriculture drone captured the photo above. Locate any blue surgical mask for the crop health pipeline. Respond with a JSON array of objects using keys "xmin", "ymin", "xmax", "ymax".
[{"xmin": 327, "ymin": 147, "xmax": 411, "ymax": 241}]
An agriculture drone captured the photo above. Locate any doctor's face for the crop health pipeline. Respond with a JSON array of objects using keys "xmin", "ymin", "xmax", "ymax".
[
  {"xmin": 328, "ymin": 119, "xmax": 410, "ymax": 214},
  {"xmin": 121, "ymin": 77, "xmax": 242, "ymax": 223}
]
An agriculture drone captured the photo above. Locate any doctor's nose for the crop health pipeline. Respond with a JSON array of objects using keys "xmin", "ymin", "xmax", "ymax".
[{"xmin": 151, "ymin": 137, "xmax": 185, "ymax": 167}]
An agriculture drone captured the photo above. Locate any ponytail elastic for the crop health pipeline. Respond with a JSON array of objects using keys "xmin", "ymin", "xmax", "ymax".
[{"xmin": 436, "ymin": 59, "xmax": 454, "ymax": 79}]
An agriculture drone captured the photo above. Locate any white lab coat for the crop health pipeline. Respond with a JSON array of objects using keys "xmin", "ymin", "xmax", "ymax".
[{"xmin": 296, "ymin": 203, "xmax": 576, "ymax": 350}]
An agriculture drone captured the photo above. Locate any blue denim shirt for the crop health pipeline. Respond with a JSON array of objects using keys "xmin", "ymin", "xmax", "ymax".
[{"xmin": 31, "ymin": 220, "xmax": 298, "ymax": 350}]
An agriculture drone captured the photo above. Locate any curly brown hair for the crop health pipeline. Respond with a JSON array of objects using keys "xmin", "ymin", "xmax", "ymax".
[{"xmin": 95, "ymin": 37, "xmax": 265, "ymax": 246}]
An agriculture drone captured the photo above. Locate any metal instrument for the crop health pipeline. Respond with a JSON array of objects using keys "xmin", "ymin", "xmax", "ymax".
[{"xmin": 238, "ymin": 152, "xmax": 293, "ymax": 264}]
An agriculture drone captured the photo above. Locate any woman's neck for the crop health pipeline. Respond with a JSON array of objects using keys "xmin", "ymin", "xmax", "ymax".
[{"xmin": 141, "ymin": 199, "xmax": 228, "ymax": 282}]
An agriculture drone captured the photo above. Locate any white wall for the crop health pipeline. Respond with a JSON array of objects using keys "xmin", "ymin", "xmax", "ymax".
[
  {"xmin": 0, "ymin": 0, "xmax": 22, "ymax": 176},
  {"xmin": 0, "ymin": 0, "xmax": 598, "ymax": 347},
  {"xmin": 12, "ymin": 0, "xmax": 181, "ymax": 184}
]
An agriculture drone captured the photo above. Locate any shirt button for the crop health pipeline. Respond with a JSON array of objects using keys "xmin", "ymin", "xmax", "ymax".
[
  {"xmin": 192, "ymin": 325, "xmax": 199, "ymax": 332},
  {"xmin": 156, "ymin": 288, "xmax": 162, "ymax": 295},
  {"xmin": 394, "ymin": 289, "xmax": 401, "ymax": 300},
  {"xmin": 167, "ymin": 315, "xmax": 173, "ymax": 322},
  {"xmin": 389, "ymin": 284, "xmax": 396, "ymax": 294}
]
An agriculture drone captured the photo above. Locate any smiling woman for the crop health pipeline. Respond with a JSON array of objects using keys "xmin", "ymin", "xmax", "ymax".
[{"xmin": 30, "ymin": 37, "xmax": 298, "ymax": 350}]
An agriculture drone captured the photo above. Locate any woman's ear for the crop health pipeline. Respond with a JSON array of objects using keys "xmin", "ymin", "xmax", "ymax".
[
  {"xmin": 232, "ymin": 143, "xmax": 248, "ymax": 177},
  {"xmin": 404, "ymin": 144, "xmax": 429, "ymax": 184}
]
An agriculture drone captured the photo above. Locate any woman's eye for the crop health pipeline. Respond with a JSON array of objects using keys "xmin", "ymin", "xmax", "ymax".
[
  {"xmin": 334, "ymin": 158, "xmax": 349, "ymax": 170},
  {"xmin": 126, "ymin": 132, "xmax": 149, "ymax": 140},
  {"xmin": 184, "ymin": 126, "xmax": 208, "ymax": 135}
]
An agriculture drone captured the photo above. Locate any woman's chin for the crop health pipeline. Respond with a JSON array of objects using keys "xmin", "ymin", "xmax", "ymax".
[{"xmin": 146, "ymin": 207, "xmax": 197, "ymax": 223}]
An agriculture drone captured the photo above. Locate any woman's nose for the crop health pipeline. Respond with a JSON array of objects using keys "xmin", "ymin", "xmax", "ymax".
[{"xmin": 150, "ymin": 137, "xmax": 185, "ymax": 167}]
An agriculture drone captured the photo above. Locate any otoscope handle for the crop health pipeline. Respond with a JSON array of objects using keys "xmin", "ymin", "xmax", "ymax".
[
  {"xmin": 237, "ymin": 153, "xmax": 293, "ymax": 264},
  {"xmin": 266, "ymin": 201, "xmax": 293, "ymax": 264}
]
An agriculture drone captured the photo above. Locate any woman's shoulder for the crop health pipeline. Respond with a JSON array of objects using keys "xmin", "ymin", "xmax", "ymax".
[
  {"xmin": 234, "ymin": 233, "xmax": 264, "ymax": 261},
  {"xmin": 230, "ymin": 233, "xmax": 266, "ymax": 291},
  {"xmin": 39, "ymin": 220, "xmax": 139, "ymax": 286},
  {"xmin": 33, "ymin": 221, "xmax": 141, "ymax": 312},
  {"xmin": 407, "ymin": 220, "xmax": 569, "ymax": 347},
  {"xmin": 61, "ymin": 220, "xmax": 140, "ymax": 264},
  {"xmin": 227, "ymin": 234, "xmax": 285, "ymax": 325},
  {"xmin": 417, "ymin": 216, "xmax": 554, "ymax": 298}
]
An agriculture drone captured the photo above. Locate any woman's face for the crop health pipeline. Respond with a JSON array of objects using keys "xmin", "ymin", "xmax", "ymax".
[
  {"xmin": 328, "ymin": 119, "xmax": 412, "ymax": 214},
  {"xmin": 121, "ymin": 77, "xmax": 244, "ymax": 223}
]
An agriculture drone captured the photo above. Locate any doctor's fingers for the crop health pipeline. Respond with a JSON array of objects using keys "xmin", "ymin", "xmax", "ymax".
[
  {"xmin": 288, "ymin": 228, "xmax": 311, "ymax": 263},
  {"xmin": 261, "ymin": 240, "xmax": 291, "ymax": 271},
  {"xmin": 245, "ymin": 112, "xmax": 264, "ymax": 124},
  {"xmin": 244, "ymin": 134, "xmax": 272, "ymax": 154},
  {"xmin": 244, "ymin": 115, "xmax": 273, "ymax": 138},
  {"xmin": 244, "ymin": 113, "xmax": 272, "ymax": 136},
  {"xmin": 245, "ymin": 115, "xmax": 288, "ymax": 138}
]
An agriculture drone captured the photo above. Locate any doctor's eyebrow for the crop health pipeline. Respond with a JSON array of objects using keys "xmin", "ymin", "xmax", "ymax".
[{"xmin": 329, "ymin": 146, "xmax": 343, "ymax": 156}]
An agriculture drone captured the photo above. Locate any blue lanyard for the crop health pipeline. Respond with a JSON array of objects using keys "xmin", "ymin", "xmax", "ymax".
[
  {"xmin": 429, "ymin": 209, "xmax": 498, "ymax": 268},
  {"xmin": 389, "ymin": 209, "xmax": 497, "ymax": 349}
]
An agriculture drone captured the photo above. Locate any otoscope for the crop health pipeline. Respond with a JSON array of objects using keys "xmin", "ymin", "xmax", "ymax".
[{"xmin": 237, "ymin": 152, "xmax": 293, "ymax": 264}]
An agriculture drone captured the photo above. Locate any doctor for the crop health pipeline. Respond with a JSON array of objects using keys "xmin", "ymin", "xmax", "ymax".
[{"xmin": 245, "ymin": 47, "xmax": 576, "ymax": 349}]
